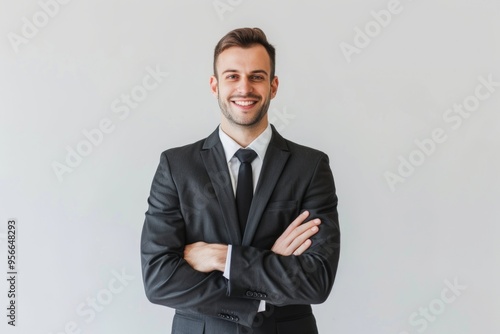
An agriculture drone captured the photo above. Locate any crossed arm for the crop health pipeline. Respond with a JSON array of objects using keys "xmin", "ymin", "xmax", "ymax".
[
  {"xmin": 142, "ymin": 151, "xmax": 339, "ymax": 327},
  {"xmin": 183, "ymin": 210, "xmax": 321, "ymax": 273}
]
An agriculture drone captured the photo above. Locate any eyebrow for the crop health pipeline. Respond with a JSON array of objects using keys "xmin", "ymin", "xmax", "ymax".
[{"xmin": 221, "ymin": 69, "xmax": 269, "ymax": 76}]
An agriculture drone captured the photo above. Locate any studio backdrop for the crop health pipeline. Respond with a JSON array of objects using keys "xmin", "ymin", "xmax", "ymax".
[{"xmin": 1, "ymin": 0, "xmax": 499, "ymax": 333}]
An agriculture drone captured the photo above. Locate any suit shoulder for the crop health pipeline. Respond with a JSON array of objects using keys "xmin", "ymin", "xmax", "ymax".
[
  {"xmin": 283, "ymin": 138, "xmax": 329, "ymax": 161},
  {"xmin": 159, "ymin": 137, "xmax": 206, "ymax": 159}
]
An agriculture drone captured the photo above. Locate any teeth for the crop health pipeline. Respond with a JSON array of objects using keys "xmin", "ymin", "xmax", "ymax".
[{"xmin": 233, "ymin": 101, "xmax": 256, "ymax": 106}]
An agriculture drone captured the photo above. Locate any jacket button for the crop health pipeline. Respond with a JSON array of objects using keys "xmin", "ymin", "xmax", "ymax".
[
  {"xmin": 246, "ymin": 291, "xmax": 253, "ymax": 297},
  {"xmin": 218, "ymin": 313, "xmax": 230, "ymax": 319}
]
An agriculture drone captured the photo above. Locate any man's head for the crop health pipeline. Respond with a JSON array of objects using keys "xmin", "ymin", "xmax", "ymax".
[{"xmin": 210, "ymin": 28, "xmax": 279, "ymax": 133}]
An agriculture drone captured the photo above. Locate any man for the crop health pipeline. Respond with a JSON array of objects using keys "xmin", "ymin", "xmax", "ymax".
[{"xmin": 141, "ymin": 27, "xmax": 340, "ymax": 334}]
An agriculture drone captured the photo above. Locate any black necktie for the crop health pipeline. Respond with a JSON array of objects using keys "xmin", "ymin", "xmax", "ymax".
[{"xmin": 234, "ymin": 149, "xmax": 257, "ymax": 236}]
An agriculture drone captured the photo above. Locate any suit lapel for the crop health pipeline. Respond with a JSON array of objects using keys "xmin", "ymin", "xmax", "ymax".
[
  {"xmin": 243, "ymin": 126, "xmax": 290, "ymax": 245},
  {"xmin": 200, "ymin": 128, "xmax": 243, "ymax": 245}
]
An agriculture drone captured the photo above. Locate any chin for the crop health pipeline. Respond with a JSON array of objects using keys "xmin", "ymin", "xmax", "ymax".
[{"xmin": 238, "ymin": 116, "xmax": 266, "ymax": 127}]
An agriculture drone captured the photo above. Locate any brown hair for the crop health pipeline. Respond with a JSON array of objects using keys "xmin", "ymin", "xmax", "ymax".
[{"xmin": 213, "ymin": 27, "xmax": 276, "ymax": 79}]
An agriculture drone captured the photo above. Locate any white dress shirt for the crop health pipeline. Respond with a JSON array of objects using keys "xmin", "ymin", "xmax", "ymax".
[{"xmin": 218, "ymin": 123, "xmax": 272, "ymax": 312}]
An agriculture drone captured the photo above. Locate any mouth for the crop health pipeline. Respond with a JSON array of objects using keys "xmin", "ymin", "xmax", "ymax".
[{"xmin": 231, "ymin": 99, "xmax": 258, "ymax": 108}]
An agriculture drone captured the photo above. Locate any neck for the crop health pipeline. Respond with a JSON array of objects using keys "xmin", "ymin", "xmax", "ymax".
[{"xmin": 220, "ymin": 120, "xmax": 268, "ymax": 147}]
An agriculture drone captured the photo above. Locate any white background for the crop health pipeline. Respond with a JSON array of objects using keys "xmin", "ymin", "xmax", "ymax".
[{"xmin": 1, "ymin": 0, "xmax": 499, "ymax": 333}]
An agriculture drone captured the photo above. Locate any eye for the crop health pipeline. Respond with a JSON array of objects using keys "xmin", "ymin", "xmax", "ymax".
[
  {"xmin": 226, "ymin": 74, "xmax": 238, "ymax": 80},
  {"xmin": 251, "ymin": 75, "xmax": 265, "ymax": 81}
]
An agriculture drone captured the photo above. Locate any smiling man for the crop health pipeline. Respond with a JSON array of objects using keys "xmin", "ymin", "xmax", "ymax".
[{"xmin": 141, "ymin": 27, "xmax": 340, "ymax": 334}]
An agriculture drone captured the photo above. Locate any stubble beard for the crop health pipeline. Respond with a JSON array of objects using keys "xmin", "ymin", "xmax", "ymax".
[{"xmin": 218, "ymin": 92, "xmax": 271, "ymax": 128}]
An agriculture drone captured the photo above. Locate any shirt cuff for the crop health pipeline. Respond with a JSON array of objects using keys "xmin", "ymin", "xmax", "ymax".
[
  {"xmin": 223, "ymin": 244, "xmax": 232, "ymax": 279},
  {"xmin": 258, "ymin": 300, "xmax": 266, "ymax": 312}
]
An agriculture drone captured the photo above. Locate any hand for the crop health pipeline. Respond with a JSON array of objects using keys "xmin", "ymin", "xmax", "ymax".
[
  {"xmin": 184, "ymin": 242, "xmax": 227, "ymax": 273},
  {"xmin": 271, "ymin": 211, "xmax": 321, "ymax": 256}
]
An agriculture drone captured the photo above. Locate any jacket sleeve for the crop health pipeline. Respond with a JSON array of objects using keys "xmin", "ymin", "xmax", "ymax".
[
  {"xmin": 228, "ymin": 154, "xmax": 340, "ymax": 306},
  {"xmin": 141, "ymin": 152, "xmax": 260, "ymax": 327}
]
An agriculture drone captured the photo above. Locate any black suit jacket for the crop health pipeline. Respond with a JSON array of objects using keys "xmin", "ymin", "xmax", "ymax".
[{"xmin": 141, "ymin": 125, "xmax": 340, "ymax": 333}]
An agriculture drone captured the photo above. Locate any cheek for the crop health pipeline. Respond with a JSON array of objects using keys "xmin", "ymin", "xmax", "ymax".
[{"xmin": 217, "ymin": 85, "xmax": 232, "ymax": 98}]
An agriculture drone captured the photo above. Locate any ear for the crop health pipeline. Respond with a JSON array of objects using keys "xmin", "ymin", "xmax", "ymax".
[
  {"xmin": 270, "ymin": 75, "xmax": 279, "ymax": 99},
  {"xmin": 209, "ymin": 75, "xmax": 218, "ymax": 98}
]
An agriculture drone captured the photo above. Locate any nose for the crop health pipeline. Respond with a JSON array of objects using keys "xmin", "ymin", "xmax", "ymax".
[{"xmin": 237, "ymin": 77, "xmax": 253, "ymax": 94}]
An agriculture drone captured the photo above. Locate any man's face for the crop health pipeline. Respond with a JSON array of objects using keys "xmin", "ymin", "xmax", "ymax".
[{"xmin": 210, "ymin": 44, "xmax": 278, "ymax": 129}]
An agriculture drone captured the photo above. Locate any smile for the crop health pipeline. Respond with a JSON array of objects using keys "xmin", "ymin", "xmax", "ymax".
[{"xmin": 232, "ymin": 100, "xmax": 258, "ymax": 106}]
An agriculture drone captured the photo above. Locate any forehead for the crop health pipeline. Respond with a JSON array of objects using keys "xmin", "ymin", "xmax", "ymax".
[{"xmin": 216, "ymin": 44, "xmax": 271, "ymax": 74}]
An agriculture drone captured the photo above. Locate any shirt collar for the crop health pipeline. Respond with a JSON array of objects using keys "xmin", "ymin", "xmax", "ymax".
[{"xmin": 218, "ymin": 124, "xmax": 272, "ymax": 163}]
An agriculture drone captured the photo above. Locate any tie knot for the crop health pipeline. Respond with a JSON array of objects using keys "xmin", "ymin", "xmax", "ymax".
[{"xmin": 235, "ymin": 149, "xmax": 257, "ymax": 164}]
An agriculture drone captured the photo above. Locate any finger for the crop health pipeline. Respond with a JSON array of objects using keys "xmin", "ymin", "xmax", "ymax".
[
  {"xmin": 285, "ymin": 219, "xmax": 321, "ymax": 244},
  {"xmin": 293, "ymin": 239, "xmax": 312, "ymax": 256},
  {"xmin": 271, "ymin": 213, "xmax": 316, "ymax": 255},
  {"xmin": 280, "ymin": 211, "xmax": 310, "ymax": 239},
  {"xmin": 287, "ymin": 224, "xmax": 319, "ymax": 253},
  {"xmin": 277, "ymin": 220, "xmax": 319, "ymax": 253}
]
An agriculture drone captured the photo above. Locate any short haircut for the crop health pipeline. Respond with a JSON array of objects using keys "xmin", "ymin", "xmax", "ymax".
[{"xmin": 213, "ymin": 27, "xmax": 276, "ymax": 79}]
